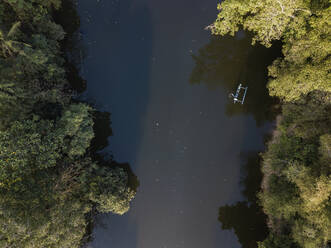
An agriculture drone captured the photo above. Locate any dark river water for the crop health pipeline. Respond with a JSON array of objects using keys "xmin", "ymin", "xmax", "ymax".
[{"xmin": 73, "ymin": 0, "xmax": 281, "ymax": 247}]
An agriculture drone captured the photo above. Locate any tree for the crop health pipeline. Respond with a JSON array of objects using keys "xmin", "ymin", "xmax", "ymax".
[
  {"xmin": 0, "ymin": 1, "xmax": 136, "ymax": 247},
  {"xmin": 88, "ymin": 166, "xmax": 135, "ymax": 215},
  {"xmin": 0, "ymin": 22, "xmax": 27, "ymax": 57},
  {"xmin": 257, "ymin": 234, "xmax": 294, "ymax": 248},
  {"xmin": 268, "ymin": 59, "xmax": 331, "ymax": 101},
  {"xmin": 258, "ymin": 97, "xmax": 331, "ymax": 248},
  {"xmin": 211, "ymin": 0, "xmax": 331, "ymax": 247},
  {"xmin": 58, "ymin": 103, "xmax": 94, "ymax": 158},
  {"xmin": 3, "ymin": 0, "xmax": 62, "ymax": 22},
  {"xmin": 211, "ymin": 0, "xmax": 311, "ymax": 47},
  {"xmin": 0, "ymin": 119, "xmax": 61, "ymax": 184},
  {"xmin": 212, "ymin": 0, "xmax": 331, "ymax": 101},
  {"xmin": 267, "ymin": 6, "xmax": 331, "ymax": 101},
  {"xmin": 0, "ymin": 114, "xmax": 134, "ymax": 247}
]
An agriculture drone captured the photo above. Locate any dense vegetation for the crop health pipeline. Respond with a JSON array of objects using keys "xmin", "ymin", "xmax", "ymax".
[
  {"xmin": 0, "ymin": 1, "xmax": 134, "ymax": 247},
  {"xmin": 212, "ymin": 0, "xmax": 330, "ymax": 247}
]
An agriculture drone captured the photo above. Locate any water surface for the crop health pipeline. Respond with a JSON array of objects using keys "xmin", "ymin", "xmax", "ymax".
[{"xmin": 76, "ymin": 0, "xmax": 280, "ymax": 247}]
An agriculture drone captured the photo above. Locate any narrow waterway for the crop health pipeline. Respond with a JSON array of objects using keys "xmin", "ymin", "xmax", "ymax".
[{"xmin": 75, "ymin": 0, "xmax": 281, "ymax": 247}]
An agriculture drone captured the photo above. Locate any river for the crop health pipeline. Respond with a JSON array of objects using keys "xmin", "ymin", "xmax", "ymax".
[{"xmin": 74, "ymin": 0, "xmax": 281, "ymax": 247}]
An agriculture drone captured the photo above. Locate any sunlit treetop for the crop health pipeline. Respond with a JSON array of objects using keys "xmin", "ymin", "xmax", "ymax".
[{"xmin": 211, "ymin": 0, "xmax": 312, "ymax": 47}]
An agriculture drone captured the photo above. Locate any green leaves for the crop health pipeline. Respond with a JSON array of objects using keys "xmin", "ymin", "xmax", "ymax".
[
  {"xmin": 212, "ymin": 1, "xmax": 331, "ymax": 246},
  {"xmin": 0, "ymin": 1, "xmax": 135, "ymax": 247},
  {"xmin": 59, "ymin": 104, "xmax": 94, "ymax": 158},
  {"xmin": 259, "ymin": 97, "xmax": 331, "ymax": 247},
  {"xmin": 268, "ymin": 59, "xmax": 331, "ymax": 101},
  {"xmin": 212, "ymin": 0, "xmax": 330, "ymax": 101},
  {"xmin": 0, "ymin": 106, "xmax": 133, "ymax": 247},
  {"xmin": 212, "ymin": 0, "xmax": 311, "ymax": 47},
  {"xmin": 258, "ymin": 234, "xmax": 294, "ymax": 248},
  {"xmin": 267, "ymin": 6, "xmax": 331, "ymax": 101},
  {"xmin": 88, "ymin": 167, "xmax": 135, "ymax": 215},
  {"xmin": 0, "ymin": 119, "xmax": 60, "ymax": 184}
]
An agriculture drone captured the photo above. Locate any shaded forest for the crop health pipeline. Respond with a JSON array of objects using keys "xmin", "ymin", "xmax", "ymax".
[
  {"xmin": 0, "ymin": 1, "xmax": 135, "ymax": 247},
  {"xmin": 212, "ymin": 0, "xmax": 330, "ymax": 247}
]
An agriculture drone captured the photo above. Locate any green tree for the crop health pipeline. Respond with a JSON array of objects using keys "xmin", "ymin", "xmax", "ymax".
[
  {"xmin": 212, "ymin": 0, "xmax": 331, "ymax": 246},
  {"xmin": 257, "ymin": 234, "xmax": 295, "ymax": 248},
  {"xmin": 212, "ymin": 0, "xmax": 331, "ymax": 101},
  {"xmin": 0, "ymin": 22, "xmax": 27, "ymax": 57},
  {"xmin": 211, "ymin": 0, "xmax": 311, "ymax": 47},
  {"xmin": 0, "ymin": 114, "xmax": 134, "ymax": 247},
  {"xmin": 88, "ymin": 166, "xmax": 135, "ymax": 214},
  {"xmin": 268, "ymin": 59, "xmax": 331, "ymax": 101},
  {"xmin": 267, "ymin": 6, "xmax": 331, "ymax": 101},
  {"xmin": 0, "ymin": 1, "xmax": 136, "ymax": 247},
  {"xmin": 58, "ymin": 104, "xmax": 94, "ymax": 158}
]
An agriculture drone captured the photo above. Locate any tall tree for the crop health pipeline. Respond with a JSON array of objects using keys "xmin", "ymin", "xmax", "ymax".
[{"xmin": 211, "ymin": 0, "xmax": 311, "ymax": 47}]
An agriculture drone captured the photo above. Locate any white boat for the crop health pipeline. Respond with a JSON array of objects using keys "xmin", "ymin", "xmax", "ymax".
[{"xmin": 230, "ymin": 84, "xmax": 248, "ymax": 104}]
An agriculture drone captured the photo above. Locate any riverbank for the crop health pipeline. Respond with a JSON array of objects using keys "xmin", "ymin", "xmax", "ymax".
[
  {"xmin": 211, "ymin": 1, "xmax": 331, "ymax": 247},
  {"xmin": 0, "ymin": 1, "xmax": 135, "ymax": 247},
  {"xmin": 260, "ymin": 115, "xmax": 282, "ymax": 194},
  {"xmin": 74, "ymin": 0, "xmax": 276, "ymax": 247},
  {"xmin": 258, "ymin": 92, "xmax": 331, "ymax": 247}
]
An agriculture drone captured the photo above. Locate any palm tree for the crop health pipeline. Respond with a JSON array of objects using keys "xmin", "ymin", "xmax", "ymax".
[{"xmin": 0, "ymin": 22, "xmax": 30, "ymax": 57}]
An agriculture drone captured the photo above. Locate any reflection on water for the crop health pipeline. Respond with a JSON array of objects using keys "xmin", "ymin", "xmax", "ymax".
[
  {"xmin": 55, "ymin": 4, "xmax": 140, "ymax": 246},
  {"xmin": 218, "ymin": 153, "xmax": 268, "ymax": 248},
  {"xmin": 190, "ymin": 34, "xmax": 281, "ymax": 247},
  {"xmin": 90, "ymin": 110, "xmax": 139, "ymax": 192},
  {"xmin": 190, "ymin": 34, "xmax": 282, "ymax": 126},
  {"xmin": 55, "ymin": 0, "xmax": 88, "ymax": 93},
  {"xmin": 73, "ymin": 0, "xmax": 283, "ymax": 246},
  {"xmin": 190, "ymin": 33, "xmax": 282, "ymax": 247},
  {"xmin": 90, "ymin": 111, "xmax": 113, "ymax": 153}
]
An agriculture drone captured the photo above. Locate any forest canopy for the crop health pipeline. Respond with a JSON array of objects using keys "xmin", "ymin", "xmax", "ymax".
[
  {"xmin": 0, "ymin": 1, "xmax": 135, "ymax": 247},
  {"xmin": 211, "ymin": 0, "xmax": 331, "ymax": 102},
  {"xmin": 212, "ymin": 0, "xmax": 331, "ymax": 247}
]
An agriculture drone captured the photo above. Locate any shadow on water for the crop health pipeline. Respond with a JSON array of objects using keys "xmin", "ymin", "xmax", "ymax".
[
  {"xmin": 91, "ymin": 111, "xmax": 140, "ymax": 192},
  {"xmin": 72, "ymin": 0, "xmax": 154, "ymax": 167},
  {"xmin": 90, "ymin": 111, "xmax": 113, "ymax": 153},
  {"xmin": 218, "ymin": 152, "xmax": 268, "ymax": 248},
  {"xmin": 190, "ymin": 33, "xmax": 282, "ymax": 126},
  {"xmin": 55, "ymin": 1, "xmax": 141, "ymax": 245},
  {"xmin": 55, "ymin": 0, "xmax": 141, "ymax": 187},
  {"xmin": 192, "ymin": 32, "xmax": 285, "ymax": 247},
  {"xmin": 59, "ymin": 0, "xmax": 154, "ymax": 246},
  {"xmin": 54, "ymin": 0, "xmax": 87, "ymax": 93},
  {"xmin": 98, "ymin": 3, "xmax": 153, "ymax": 165}
]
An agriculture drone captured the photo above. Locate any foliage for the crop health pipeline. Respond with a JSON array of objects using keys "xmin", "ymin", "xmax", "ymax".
[
  {"xmin": 0, "ymin": 0, "xmax": 135, "ymax": 247},
  {"xmin": 268, "ymin": 5, "xmax": 331, "ymax": 101},
  {"xmin": 211, "ymin": 0, "xmax": 311, "ymax": 47},
  {"xmin": 58, "ymin": 104, "xmax": 94, "ymax": 158},
  {"xmin": 212, "ymin": 0, "xmax": 331, "ymax": 101},
  {"xmin": 88, "ymin": 166, "xmax": 135, "ymax": 214},
  {"xmin": 259, "ymin": 97, "xmax": 331, "ymax": 247},
  {"xmin": 212, "ymin": 0, "xmax": 331, "ymax": 247},
  {"xmin": 268, "ymin": 58, "xmax": 331, "ymax": 101},
  {"xmin": 257, "ymin": 233, "xmax": 294, "ymax": 248}
]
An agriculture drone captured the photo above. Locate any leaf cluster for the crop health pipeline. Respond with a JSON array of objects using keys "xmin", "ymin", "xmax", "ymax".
[
  {"xmin": 0, "ymin": 1, "xmax": 135, "ymax": 247},
  {"xmin": 213, "ymin": 0, "xmax": 331, "ymax": 247}
]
